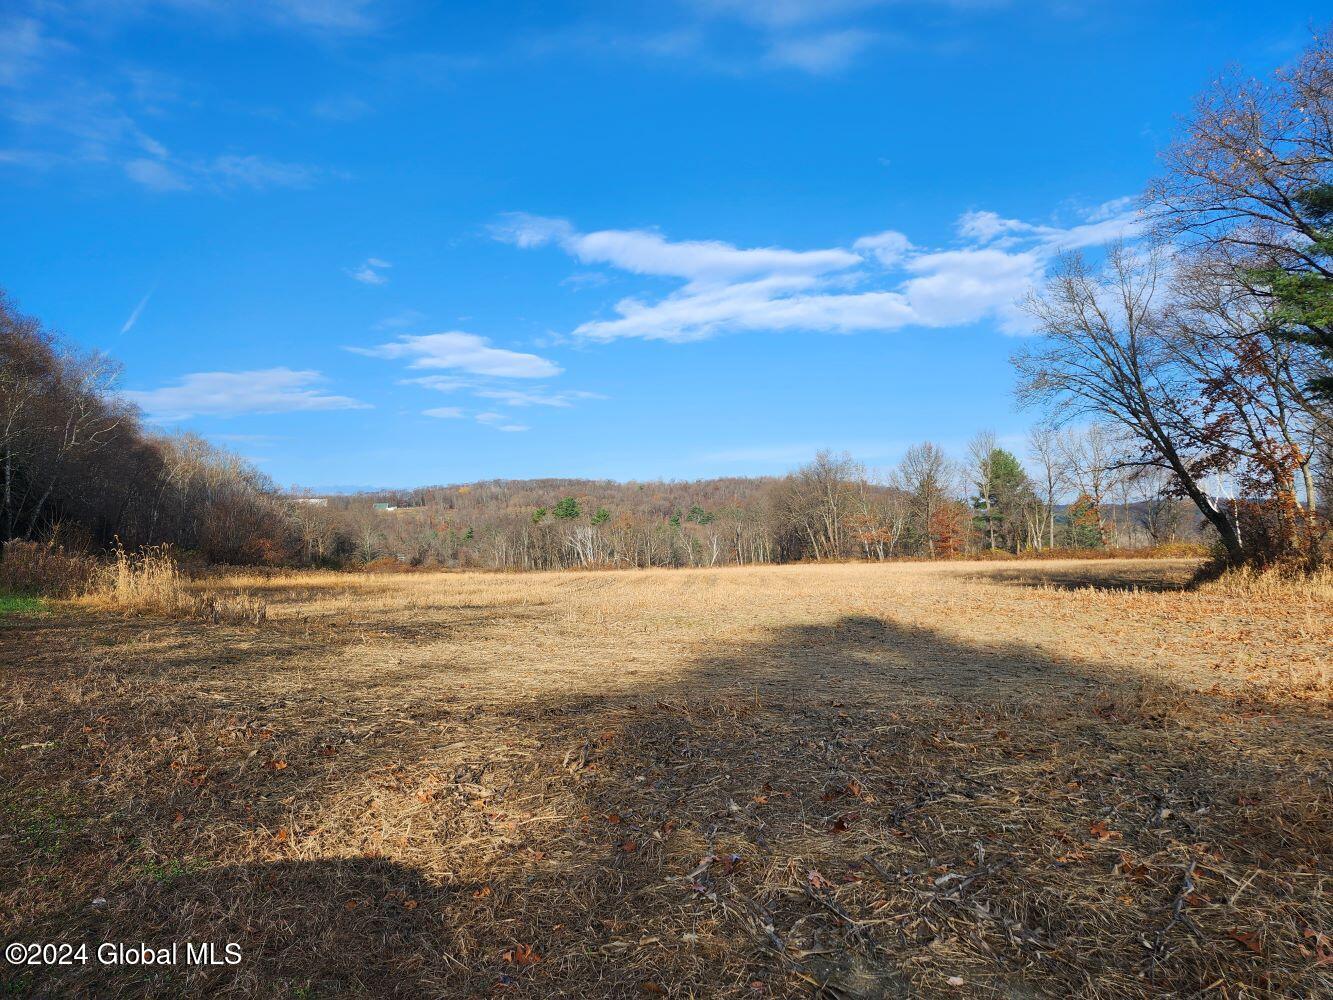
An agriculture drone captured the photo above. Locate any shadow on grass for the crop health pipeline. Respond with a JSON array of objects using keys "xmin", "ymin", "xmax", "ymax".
[
  {"xmin": 968, "ymin": 561, "xmax": 1197, "ymax": 594},
  {"xmin": 1, "ymin": 598, "xmax": 1327, "ymax": 998}
]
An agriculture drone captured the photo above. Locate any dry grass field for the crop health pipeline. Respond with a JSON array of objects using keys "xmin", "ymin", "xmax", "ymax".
[{"xmin": 2, "ymin": 559, "xmax": 1330, "ymax": 998}]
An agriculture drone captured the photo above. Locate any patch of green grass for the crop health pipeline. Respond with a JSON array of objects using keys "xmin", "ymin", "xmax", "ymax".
[
  {"xmin": 0, "ymin": 591, "xmax": 45, "ymax": 617},
  {"xmin": 0, "ymin": 972, "xmax": 36, "ymax": 996},
  {"xmin": 1, "ymin": 801, "xmax": 78, "ymax": 862},
  {"xmin": 138, "ymin": 857, "xmax": 206, "ymax": 885}
]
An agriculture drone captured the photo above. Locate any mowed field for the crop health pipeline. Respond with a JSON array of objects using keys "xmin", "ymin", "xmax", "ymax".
[{"xmin": 2, "ymin": 559, "xmax": 1330, "ymax": 998}]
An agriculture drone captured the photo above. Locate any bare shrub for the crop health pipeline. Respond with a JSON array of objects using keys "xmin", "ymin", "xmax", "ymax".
[
  {"xmin": 92, "ymin": 543, "xmax": 187, "ymax": 612},
  {"xmin": 0, "ymin": 540, "xmax": 99, "ymax": 597},
  {"xmin": 83, "ymin": 543, "xmax": 268, "ymax": 626}
]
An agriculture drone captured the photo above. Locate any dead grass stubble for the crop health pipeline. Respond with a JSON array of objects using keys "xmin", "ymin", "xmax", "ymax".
[{"xmin": 1, "ymin": 559, "xmax": 1329, "ymax": 998}]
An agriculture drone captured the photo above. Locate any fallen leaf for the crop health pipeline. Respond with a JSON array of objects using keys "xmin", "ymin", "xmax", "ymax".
[
  {"xmin": 1228, "ymin": 929, "xmax": 1263, "ymax": 955},
  {"xmin": 827, "ymin": 811, "xmax": 860, "ymax": 834},
  {"xmin": 621, "ymin": 838, "xmax": 639, "ymax": 853},
  {"xmin": 503, "ymin": 943, "xmax": 541, "ymax": 965},
  {"xmin": 639, "ymin": 983, "xmax": 667, "ymax": 995}
]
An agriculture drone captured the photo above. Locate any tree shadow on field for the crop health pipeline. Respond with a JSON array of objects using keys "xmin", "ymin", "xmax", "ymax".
[
  {"xmin": 1, "ymin": 603, "xmax": 1328, "ymax": 998},
  {"xmin": 969, "ymin": 561, "xmax": 1196, "ymax": 594}
]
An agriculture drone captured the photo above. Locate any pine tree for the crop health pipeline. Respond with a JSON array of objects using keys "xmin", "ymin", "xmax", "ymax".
[{"xmin": 553, "ymin": 497, "xmax": 581, "ymax": 520}]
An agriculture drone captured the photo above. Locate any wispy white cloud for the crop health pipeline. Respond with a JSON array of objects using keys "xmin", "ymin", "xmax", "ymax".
[
  {"xmin": 423, "ymin": 406, "xmax": 464, "ymax": 419},
  {"xmin": 351, "ymin": 331, "xmax": 562, "ymax": 378},
  {"xmin": 245, "ymin": 0, "xmax": 379, "ymax": 32},
  {"xmin": 475, "ymin": 412, "xmax": 529, "ymax": 432},
  {"xmin": 208, "ymin": 154, "xmax": 320, "ymax": 190},
  {"xmin": 0, "ymin": 15, "xmax": 54, "ymax": 87},
  {"xmin": 852, "ymin": 229, "xmax": 912, "ymax": 267},
  {"xmin": 403, "ymin": 375, "xmax": 604, "ymax": 419},
  {"xmin": 474, "ymin": 387, "xmax": 604, "ymax": 408},
  {"xmin": 0, "ymin": 10, "xmax": 336, "ymax": 192},
  {"xmin": 688, "ymin": 0, "xmax": 888, "ymax": 27},
  {"xmin": 119, "ymin": 289, "xmax": 153, "ymax": 333},
  {"xmin": 124, "ymin": 157, "xmax": 188, "ymax": 190},
  {"xmin": 497, "ymin": 201, "xmax": 1141, "ymax": 342},
  {"xmin": 764, "ymin": 28, "xmax": 879, "ymax": 73},
  {"xmin": 68, "ymin": 0, "xmax": 381, "ymax": 35},
  {"xmin": 347, "ymin": 257, "xmax": 392, "ymax": 284},
  {"xmin": 124, "ymin": 368, "xmax": 369, "ymax": 421},
  {"xmin": 119, "ymin": 153, "xmax": 326, "ymax": 192},
  {"xmin": 373, "ymin": 308, "xmax": 426, "ymax": 330},
  {"xmin": 403, "ymin": 374, "xmax": 474, "ymax": 392},
  {"xmin": 493, "ymin": 212, "xmax": 859, "ymax": 286},
  {"xmin": 312, "ymin": 94, "xmax": 372, "ymax": 120}
]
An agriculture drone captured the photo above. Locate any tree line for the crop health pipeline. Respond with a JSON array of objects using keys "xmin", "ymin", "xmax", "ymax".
[
  {"xmin": 283, "ymin": 431, "xmax": 1207, "ymax": 572},
  {"xmin": 0, "ymin": 291, "xmax": 299, "ymax": 564}
]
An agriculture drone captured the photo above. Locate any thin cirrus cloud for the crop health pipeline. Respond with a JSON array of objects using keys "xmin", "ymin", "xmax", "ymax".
[
  {"xmin": 119, "ymin": 289, "xmax": 153, "ymax": 334},
  {"xmin": 123, "ymin": 368, "xmax": 369, "ymax": 422},
  {"xmin": 475, "ymin": 412, "xmax": 529, "ymax": 433},
  {"xmin": 763, "ymin": 28, "xmax": 879, "ymax": 73},
  {"xmin": 402, "ymin": 375, "xmax": 604, "ymax": 427},
  {"xmin": 347, "ymin": 257, "xmax": 392, "ymax": 284},
  {"xmin": 0, "ymin": 9, "xmax": 335, "ymax": 193},
  {"xmin": 350, "ymin": 331, "xmax": 562, "ymax": 378},
  {"xmin": 492, "ymin": 199, "xmax": 1142, "ymax": 343},
  {"xmin": 473, "ymin": 387, "xmax": 604, "ymax": 408},
  {"xmin": 689, "ymin": 0, "xmax": 890, "ymax": 26},
  {"xmin": 122, "ymin": 153, "xmax": 324, "ymax": 193}
]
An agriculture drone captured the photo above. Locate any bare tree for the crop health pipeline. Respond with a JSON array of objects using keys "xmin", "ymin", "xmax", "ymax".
[
  {"xmin": 1058, "ymin": 424, "xmax": 1121, "ymax": 545},
  {"xmin": 1027, "ymin": 425, "xmax": 1068, "ymax": 549},
  {"xmin": 967, "ymin": 430, "xmax": 998, "ymax": 551},
  {"xmin": 1014, "ymin": 245, "xmax": 1246, "ymax": 562},
  {"xmin": 892, "ymin": 443, "xmax": 956, "ymax": 557}
]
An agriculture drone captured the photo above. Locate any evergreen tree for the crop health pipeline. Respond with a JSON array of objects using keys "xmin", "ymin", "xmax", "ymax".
[
  {"xmin": 553, "ymin": 497, "xmax": 581, "ymax": 520},
  {"xmin": 1256, "ymin": 184, "xmax": 1333, "ymax": 399},
  {"xmin": 1065, "ymin": 493, "xmax": 1104, "ymax": 548},
  {"xmin": 971, "ymin": 448, "xmax": 1037, "ymax": 552}
]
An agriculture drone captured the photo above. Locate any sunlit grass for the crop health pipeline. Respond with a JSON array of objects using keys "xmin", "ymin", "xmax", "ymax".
[{"xmin": 0, "ymin": 591, "xmax": 45, "ymax": 617}]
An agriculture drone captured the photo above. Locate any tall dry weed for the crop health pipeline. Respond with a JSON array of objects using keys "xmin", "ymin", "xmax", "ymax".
[
  {"xmin": 84, "ymin": 543, "xmax": 267, "ymax": 626},
  {"xmin": 1197, "ymin": 563, "xmax": 1333, "ymax": 602}
]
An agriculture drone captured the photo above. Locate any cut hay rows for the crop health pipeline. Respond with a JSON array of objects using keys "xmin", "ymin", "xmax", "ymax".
[{"xmin": 2, "ymin": 559, "xmax": 1329, "ymax": 997}]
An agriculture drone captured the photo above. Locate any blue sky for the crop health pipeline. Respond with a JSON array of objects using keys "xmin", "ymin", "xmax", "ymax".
[{"xmin": 0, "ymin": 1, "xmax": 1322, "ymax": 490}]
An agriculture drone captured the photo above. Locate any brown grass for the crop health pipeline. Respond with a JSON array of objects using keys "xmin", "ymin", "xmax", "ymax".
[
  {"xmin": 70, "ymin": 544, "xmax": 268, "ymax": 626},
  {"xmin": 2, "ymin": 558, "xmax": 1329, "ymax": 998},
  {"xmin": 0, "ymin": 540, "xmax": 99, "ymax": 597}
]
